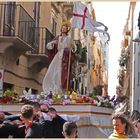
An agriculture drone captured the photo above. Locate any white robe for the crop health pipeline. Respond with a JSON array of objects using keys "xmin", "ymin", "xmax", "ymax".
[{"xmin": 42, "ymin": 35, "xmax": 74, "ymax": 95}]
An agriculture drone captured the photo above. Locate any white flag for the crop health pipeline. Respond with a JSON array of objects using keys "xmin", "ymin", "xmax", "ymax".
[{"xmin": 72, "ymin": 2, "xmax": 110, "ymax": 41}]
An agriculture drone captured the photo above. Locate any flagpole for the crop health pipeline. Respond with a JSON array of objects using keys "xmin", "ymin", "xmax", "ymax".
[
  {"xmin": 66, "ymin": 48, "xmax": 72, "ymax": 95},
  {"xmin": 86, "ymin": 31, "xmax": 90, "ymax": 95}
]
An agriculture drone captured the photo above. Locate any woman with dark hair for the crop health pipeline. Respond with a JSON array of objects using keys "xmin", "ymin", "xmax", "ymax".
[{"xmin": 109, "ymin": 113, "xmax": 135, "ymax": 138}]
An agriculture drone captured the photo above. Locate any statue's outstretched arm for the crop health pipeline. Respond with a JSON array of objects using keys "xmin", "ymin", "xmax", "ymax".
[{"xmin": 46, "ymin": 40, "xmax": 58, "ymax": 50}]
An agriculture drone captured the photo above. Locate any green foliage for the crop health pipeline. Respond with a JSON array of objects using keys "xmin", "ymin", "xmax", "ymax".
[
  {"xmin": 119, "ymin": 48, "xmax": 129, "ymax": 67},
  {"xmin": 93, "ymin": 87, "xmax": 98, "ymax": 96},
  {"xmin": 75, "ymin": 40, "xmax": 87, "ymax": 64},
  {"xmin": 93, "ymin": 85, "xmax": 103, "ymax": 96},
  {"xmin": 3, "ymin": 89, "xmax": 17, "ymax": 97}
]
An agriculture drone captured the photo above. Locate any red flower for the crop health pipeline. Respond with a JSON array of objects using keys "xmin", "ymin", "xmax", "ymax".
[
  {"xmin": 2, "ymin": 97, "xmax": 8, "ymax": 103},
  {"xmin": 82, "ymin": 95, "xmax": 87, "ymax": 100},
  {"xmin": 76, "ymin": 98, "xmax": 83, "ymax": 103},
  {"xmin": 0, "ymin": 97, "xmax": 12, "ymax": 103},
  {"xmin": 89, "ymin": 98, "xmax": 94, "ymax": 104},
  {"xmin": 84, "ymin": 97, "xmax": 90, "ymax": 103}
]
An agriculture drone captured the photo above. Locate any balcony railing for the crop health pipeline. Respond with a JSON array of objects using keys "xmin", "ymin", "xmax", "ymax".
[
  {"xmin": 0, "ymin": 3, "xmax": 35, "ymax": 48},
  {"xmin": 0, "ymin": 3, "xmax": 54, "ymax": 55},
  {"xmin": 31, "ymin": 27, "xmax": 54, "ymax": 55}
]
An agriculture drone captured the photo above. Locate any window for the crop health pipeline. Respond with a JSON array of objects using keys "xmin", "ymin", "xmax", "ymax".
[
  {"xmin": 16, "ymin": 59, "xmax": 19, "ymax": 65},
  {"xmin": 51, "ymin": 9, "xmax": 57, "ymax": 36},
  {"xmin": 52, "ymin": 18, "xmax": 57, "ymax": 36},
  {"xmin": 33, "ymin": 2, "xmax": 40, "ymax": 27},
  {"xmin": 3, "ymin": 82, "xmax": 14, "ymax": 92},
  {"xmin": 4, "ymin": 2, "xmax": 16, "ymax": 36},
  {"xmin": 33, "ymin": 2, "xmax": 40, "ymax": 50}
]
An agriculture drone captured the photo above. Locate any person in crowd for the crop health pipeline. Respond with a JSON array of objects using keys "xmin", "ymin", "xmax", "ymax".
[
  {"xmin": 130, "ymin": 110, "xmax": 140, "ymax": 138},
  {"xmin": 28, "ymin": 102, "xmax": 42, "ymax": 122},
  {"xmin": 39, "ymin": 102, "xmax": 53, "ymax": 138},
  {"xmin": 0, "ymin": 119, "xmax": 17, "ymax": 138},
  {"xmin": 40, "ymin": 102, "xmax": 49, "ymax": 113},
  {"xmin": 0, "ymin": 111, "xmax": 25, "ymax": 138},
  {"xmin": 48, "ymin": 107, "xmax": 66, "ymax": 138},
  {"xmin": 109, "ymin": 113, "xmax": 135, "ymax": 138},
  {"xmin": 62, "ymin": 122, "xmax": 78, "ymax": 138},
  {"xmin": 21, "ymin": 104, "xmax": 42, "ymax": 138},
  {"xmin": 29, "ymin": 101, "xmax": 50, "ymax": 122},
  {"xmin": 41, "ymin": 119, "xmax": 53, "ymax": 138},
  {"xmin": 0, "ymin": 112, "xmax": 5, "ymax": 124},
  {"xmin": 40, "ymin": 102, "xmax": 52, "ymax": 121}
]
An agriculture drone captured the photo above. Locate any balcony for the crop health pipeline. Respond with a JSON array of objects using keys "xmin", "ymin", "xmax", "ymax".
[
  {"xmin": 27, "ymin": 27, "xmax": 54, "ymax": 72},
  {"xmin": 0, "ymin": 3, "xmax": 35, "ymax": 58}
]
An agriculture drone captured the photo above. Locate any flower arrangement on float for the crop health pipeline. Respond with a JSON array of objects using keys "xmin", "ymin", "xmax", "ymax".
[
  {"xmin": 21, "ymin": 90, "xmax": 116, "ymax": 108},
  {"xmin": 0, "ymin": 89, "xmax": 21, "ymax": 103},
  {"xmin": 0, "ymin": 89, "xmax": 116, "ymax": 108}
]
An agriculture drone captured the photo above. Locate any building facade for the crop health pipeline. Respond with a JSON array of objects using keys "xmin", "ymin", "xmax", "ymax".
[
  {"xmin": 0, "ymin": 2, "xmax": 66, "ymax": 95},
  {"xmin": 132, "ymin": 1, "xmax": 140, "ymax": 111},
  {"xmin": 0, "ymin": 1, "xmax": 109, "ymax": 97}
]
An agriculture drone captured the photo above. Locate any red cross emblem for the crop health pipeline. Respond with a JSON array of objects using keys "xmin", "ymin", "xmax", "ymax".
[{"xmin": 72, "ymin": 7, "xmax": 88, "ymax": 29}]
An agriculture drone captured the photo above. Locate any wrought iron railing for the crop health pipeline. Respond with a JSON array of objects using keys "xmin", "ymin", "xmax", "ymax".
[
  {"xmin": 0, "ymin": 3, "xmax": 54, "ymax": 55},
  {"xmin": 31, "ymin": 27, "xmax": 54, "ymax": 54},
  {"xmin": 0, "ymin": 3, "xmax": 35, "ymax": 47}
]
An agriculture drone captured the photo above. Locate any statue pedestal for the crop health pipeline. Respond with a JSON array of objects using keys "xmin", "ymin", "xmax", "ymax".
[{"xmin": 0, "ymin": 103, "xmax": 112, "ymax": 114}]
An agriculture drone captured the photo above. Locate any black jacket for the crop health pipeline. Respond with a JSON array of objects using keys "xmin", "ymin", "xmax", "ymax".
[
  {"xmin": 25, "ymin": 122, "xmax": 43, "ymax": 138},
  {"xmin": 0, "ymin": 122, "xmax": 18, "ymax": 138},
  {"xmin": 41, "ymin": 120, "xmax": 53, "ymax": 138},
  {"xmin": 51, "ymin": 115, "xmax": 66, "ymax": 138}
]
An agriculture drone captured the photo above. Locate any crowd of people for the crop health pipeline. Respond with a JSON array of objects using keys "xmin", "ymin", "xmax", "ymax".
[
  {"xmin": 1, "ymin": 100, "xmax": 140, "ymax": 138},
  {"xmin": 0, "ymin": 102, "xmax": 78, "ymax": 138}
]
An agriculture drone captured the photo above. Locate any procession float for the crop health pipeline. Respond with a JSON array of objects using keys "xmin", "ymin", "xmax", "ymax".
[{"xmin": 0, "ymin": 89, "xmax": 115, "ymax": 137}]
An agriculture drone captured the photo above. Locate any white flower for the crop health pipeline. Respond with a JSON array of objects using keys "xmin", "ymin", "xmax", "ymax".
[
  {"xmin": 103, "ymin": 98, "xmax": 109, "ymax": 103},
  {"xmin": 94, "ymin": 100, "xmax": 98, "ymax": 105},
  {"xmin": 37, "ymin": 95, "xmax": 41, "ymax": 99},
  {"xmin": 64, "ymin": 95, "xmax": 68, "ymax": 99},
  {"xmin": 110, "ymin": 101, "xmax": 114, "ymax": 107},
  {"xmin": 40, "ymin": 92, "xmax": 44, "ymax": 96},
  {"xmin": 97, "ymin": 101, "xmax": 101, "ymax": 106},
  {"xmin": 44, "ymin": 94, "xmax": 48, "ymax": 98},
  {"xmin": 57, "ymin": 95, "xmax": 61, "ymax": 99}
]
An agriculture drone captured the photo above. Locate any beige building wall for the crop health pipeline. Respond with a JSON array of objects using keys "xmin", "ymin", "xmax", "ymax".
[
  {"xmin": 91, "ymin": 38, "xmax": 108, "ymax": 88},
  {"xmin": 0, "ymin": 2, "xmax": 65, "ymax": 95},
  {"xmin": 40, "ymin": 2, "xmax": 51, "ymax": 30},
  {"xmin": 18, "ymin": 2, "xmax": 34, "ymax": 18}
]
